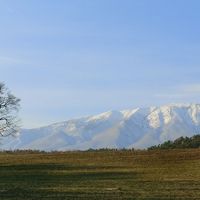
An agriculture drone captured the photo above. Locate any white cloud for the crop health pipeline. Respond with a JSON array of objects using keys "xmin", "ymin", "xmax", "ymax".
[
  {"xmin": 0, "ymin": 56, "xmax": 26, "ymax": 66},
  {"xmin": 155, "ymin": 83, "xmax": 200, "ymax": 100},
  {"xmin": 181, "ymin": 84, "xmax": 200, "ymax": 93}
]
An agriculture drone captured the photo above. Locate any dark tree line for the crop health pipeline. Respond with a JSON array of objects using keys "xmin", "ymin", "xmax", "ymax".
[
  {"xmin": 0, "ymin": 82, "xmax": 20, "ymax": 137},
  {"xmin": 148, "ymin": 135, "xmax": 200, "ymax": 150}
]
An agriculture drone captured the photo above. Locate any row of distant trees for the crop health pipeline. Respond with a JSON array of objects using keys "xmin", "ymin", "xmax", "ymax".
[{"xmin": 148, "ymin": 135, "xmax": 200, "ymax": 150}]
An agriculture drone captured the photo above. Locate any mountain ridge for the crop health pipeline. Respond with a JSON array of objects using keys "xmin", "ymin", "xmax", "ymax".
[{"xmin": 1, "ymin": 103, "xmax": 200, "ymax": 151}]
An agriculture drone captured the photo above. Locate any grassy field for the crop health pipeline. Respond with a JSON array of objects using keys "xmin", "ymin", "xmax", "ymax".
[{"xmin": 0, "ymin": 149, "xmax": 200, "ymax": 200}]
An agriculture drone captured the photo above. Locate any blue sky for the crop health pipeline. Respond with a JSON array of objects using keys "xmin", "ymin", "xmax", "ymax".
[{"xmin": 1, "ymin": 0, "xmax": 200, "ymax": 128}]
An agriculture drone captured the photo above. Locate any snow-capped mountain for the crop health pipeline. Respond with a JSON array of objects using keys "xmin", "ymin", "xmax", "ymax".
[{"xmin": 1, "ymin": 103, "xmax": 200, "ymax": 151}]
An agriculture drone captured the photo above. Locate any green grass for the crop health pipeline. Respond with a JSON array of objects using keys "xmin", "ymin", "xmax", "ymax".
[{"xmin": 0, "ymin": 149, "xmax": 200, "ymax": 199}]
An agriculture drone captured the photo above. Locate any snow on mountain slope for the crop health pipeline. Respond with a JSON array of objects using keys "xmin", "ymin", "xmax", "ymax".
[{"xmin": 1, "ymin": 103, "xmax": 200, "ymax": 151}]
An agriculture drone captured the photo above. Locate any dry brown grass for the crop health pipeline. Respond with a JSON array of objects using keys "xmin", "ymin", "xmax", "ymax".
[{"xmin": 0, "ymin": 149, "xmax": 200, "ymax": 199}]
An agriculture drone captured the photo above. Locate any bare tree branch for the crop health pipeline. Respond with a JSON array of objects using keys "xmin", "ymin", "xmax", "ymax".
[{"xmin": 0, "ymin": 82, "xmax": 20, "ymax": 137}]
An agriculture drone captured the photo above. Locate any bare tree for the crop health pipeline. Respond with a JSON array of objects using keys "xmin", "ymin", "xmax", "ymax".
[{"xmin": 0, "ymin": 82, "xmax": 20, "ymax": 137}]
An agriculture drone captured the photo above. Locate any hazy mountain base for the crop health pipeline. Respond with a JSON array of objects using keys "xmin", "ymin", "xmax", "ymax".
[
  {"xmin": 0, "ymin": 149, "xmax": 200, "ymax": 200},
  {"xmin": 2, "ymin": 103, "xmax": 200, "ymax": 151}
]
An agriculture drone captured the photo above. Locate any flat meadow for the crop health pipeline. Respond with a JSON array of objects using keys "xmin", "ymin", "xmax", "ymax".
[{"xmin": 0, "ymin": 149, "xmax": 200, "ymax": 199}]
